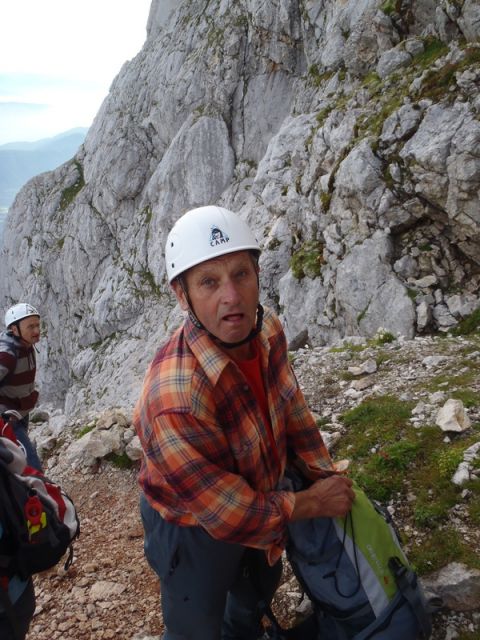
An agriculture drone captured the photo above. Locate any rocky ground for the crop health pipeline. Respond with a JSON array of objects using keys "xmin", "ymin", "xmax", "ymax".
[
  {"xmin": 28, "ymin": 465, "xmax": 161, "ymax": 640},
  {"xmin": 26, "ymin": 330, "xmax": 480, "ymax": 640}
]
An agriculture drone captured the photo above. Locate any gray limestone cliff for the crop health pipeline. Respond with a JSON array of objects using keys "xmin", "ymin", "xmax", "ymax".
[{"xmin": 1, "ymin": 0, "xmax": 480, "ymax": 414}]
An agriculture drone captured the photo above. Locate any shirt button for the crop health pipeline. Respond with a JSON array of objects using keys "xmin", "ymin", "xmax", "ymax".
[{"xmin": 243, "ymin": 385, "xmax": 249, "ymax": 391}]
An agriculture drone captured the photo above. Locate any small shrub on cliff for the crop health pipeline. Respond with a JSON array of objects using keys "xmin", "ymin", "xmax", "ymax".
[
  {"xmin": 290, "ymin": 240, "xmax": 325, "ymax": 279},
  {"xmin": 59, "ymin": 161, "xmax": 85, "ymax": 211},
  {"xmin": 77, "ymin": 424, "xmax": 95, "ymax": 439},
  {"xmin": 414, "ymin": 37, "xmax": 449, "ymax": 68}
]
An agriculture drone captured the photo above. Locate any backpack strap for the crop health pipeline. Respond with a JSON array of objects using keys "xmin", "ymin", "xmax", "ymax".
[
  {"xmin": 0, "ymin": 584, "xmax": 23, "ymax": 640},
  {"xmin": 242, "ymin": 555, "xmax": 317, "ymax": 640},
  {"xmin": 351, "ymin": 560, "xmax": 433, "ymax": 640},
  {"xmin": 388, "ymin": 557, "xmax": 432, "ymax": 639}
]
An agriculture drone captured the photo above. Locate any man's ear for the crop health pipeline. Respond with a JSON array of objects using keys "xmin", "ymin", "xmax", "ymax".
[
  {"xmin": 171, "ymin": 280, "xmax": 189, "ymax": 311},
  {"xmin": 10, "ymin": 325, "xmax": 19, "ymax": 337}
]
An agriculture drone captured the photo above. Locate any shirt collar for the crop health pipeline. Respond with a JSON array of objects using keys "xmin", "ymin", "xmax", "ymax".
[{"xmin": 183, "ymin": 312, "xmax": 271, "ymax": 387}]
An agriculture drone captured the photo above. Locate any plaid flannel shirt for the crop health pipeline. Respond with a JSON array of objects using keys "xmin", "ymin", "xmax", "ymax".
[{"xmin": 134, "ymin": 306, "xmax": 334, "ymax": 564}]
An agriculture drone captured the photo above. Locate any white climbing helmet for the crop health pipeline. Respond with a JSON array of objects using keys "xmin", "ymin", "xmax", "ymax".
[
  {"xmin": 4, "ymin": 303, "xmax": 40, "ymax": 328},
  {"xmin": 165, "ymin": 206, "xmax": 260, "ymax": 283}
]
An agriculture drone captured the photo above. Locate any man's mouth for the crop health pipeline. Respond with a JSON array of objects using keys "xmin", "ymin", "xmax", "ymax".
[{"xmin": 223, "ymin": 313, "xmax": 244, "ymax": 322}]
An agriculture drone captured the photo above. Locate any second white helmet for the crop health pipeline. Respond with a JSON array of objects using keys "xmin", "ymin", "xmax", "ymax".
[
  {"xmin": 165, "ymin": 206, "xmax": 260, "ymax": 283},
  {"xmin": 5, "ymin": 303, "xmax": 40, "ymax": 328}
]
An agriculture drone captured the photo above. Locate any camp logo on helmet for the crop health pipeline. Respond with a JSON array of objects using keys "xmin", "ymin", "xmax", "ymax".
[{"xmin": 209, "ymin": 226, "xmax": 229, "ymax": 247}]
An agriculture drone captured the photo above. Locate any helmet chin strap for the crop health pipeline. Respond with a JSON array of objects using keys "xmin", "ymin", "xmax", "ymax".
[{"xmin": 12, "ymin": 322, "xmax": 23, "ymax": 341}]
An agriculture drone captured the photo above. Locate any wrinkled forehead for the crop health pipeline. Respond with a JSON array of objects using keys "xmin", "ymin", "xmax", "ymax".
[{"xmin": 185, "ymin": 250, "xmax": 257, "ymax": 278}]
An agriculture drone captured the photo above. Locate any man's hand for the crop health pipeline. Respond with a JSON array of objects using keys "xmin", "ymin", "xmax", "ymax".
[{"xmin": 290, "ymin": 475, "xmax": 355, "ymax": 521}]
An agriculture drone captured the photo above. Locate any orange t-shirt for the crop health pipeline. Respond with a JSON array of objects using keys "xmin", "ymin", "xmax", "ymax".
[{"xmin": 236, "ymin": 343, "xmax": 281, "ymax": 470}]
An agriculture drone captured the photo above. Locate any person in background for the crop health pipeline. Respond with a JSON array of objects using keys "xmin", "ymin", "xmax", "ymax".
[
  {"xmin": 134, "ymin": 206, "xmax": 355, "ymax": 640},
  {"xmin": 0, "ymin": 303, "xmax": 42, "ymax": 470}
]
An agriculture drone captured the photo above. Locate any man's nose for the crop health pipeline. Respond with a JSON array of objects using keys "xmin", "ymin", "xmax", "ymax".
[{"xmin": 220, "ymin": 279, "xmax": 241, "ymax": 302}]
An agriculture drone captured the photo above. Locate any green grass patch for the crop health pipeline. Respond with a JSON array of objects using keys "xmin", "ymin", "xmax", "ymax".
[
  {"xmin": 451, "ymin": 388, "xmax": 480, "ymax": 408},
  {"xmin": 435, "ymin": 447, "xmax": 466, "ymax": 479},
  {"xmin": 335, "ymin": 396, "xmax": 480, "ymax": 573},
  {"xmin": 413, "ymin": 37, "xmax": 449, "ymax": 69},
  {"xmin": 410, "ymin": 427, "xmax": 479, "ymax": 527},
  {"xmin": 357, "ymin": 94, "xmax": 404, "ymax": 139},
  {"xmin": 380, "ymin": 0, "xmax": 398, "ymax": 16},
  {"xmin": 416, "ymin": 43, "xmax": 480, "ymax": 101},
  {"xmin": 354, "ymin": 440, "xmax": 420, "ymax": 501},
  {"xmin": 459, "ymin": 337, "xmax": 480, "ymax": 356},
  {"xmin": 375, "ymin": 352, "xmax": 390, "ymax": 368},
  {"xmin": 468, "ymin": 492, "xmax": 480, "ymax": 525},
  {"xmin": 106, "ymin": 452, "xmax": 135, "ymax": 469},
  {"xmin": 308, "ymin": 65, "xmax": 334, "ymax": 87},
  {"xmin": 411, "ymin": 477, "xmax": 462, "ymax": 530},
  {"xmin": 77, "ymin": 424, "xmax": 95, "ymax": 438},
  {"xmin": 407, "ymin": 288, "xmax": 418, "ymax": 300},
  {"xmin": 362, "ymin": 70, "xmax": 381, "ymax": 85},
  {"xmin": 450, "ymin": 308, "xmax": 480, "ymax": 336},
  {"xmin": 341, "ymin": 395, "xmax": 412, "ymax": 433},
  {"xmin": 425, "ymin": 370, "xmax": 476, "ymax": 392},
  {"xmin": 320, "ymin": 191, "xmax": 332, "ymax": 211},
  {"xmin": 408, "ymin": 526, "xmax": 480, "ymax": 574},
  {"xmin": 418, "ymin": 242, "xmax": 433, "ymax": 252},
  {"xmin": 141, "ymin": 205, "xmax": 153, "ymax": 225},
  {"xmin": 330, "ymin": 341, "xmax": 367, "ymax": 354},
  {"xmin": 369, "ymin": 331, "xmax": 395, "ymax": 346},
  {"xmin": 339, "ymin": 395, "xmax": 413, "ymax": 460},
  {"xmin": 290, "ymin": 240, "xmax": 325, "ymax": 279},
  {"xmin": 339, "ymin": 370, "xmax": 356, "ymax": 382},
  {"xmin": 316, "ymin": 105, "xmax": 334, "ymax": 126},
  {"xmin": 60, "ymin": 161, "xmax": 85, "ymax": 211}
]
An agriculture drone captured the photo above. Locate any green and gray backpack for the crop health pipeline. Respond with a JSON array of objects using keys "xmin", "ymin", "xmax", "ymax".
[{"xmin": 262, "ymin": 476, "xmax": 437, "ymax": 640}]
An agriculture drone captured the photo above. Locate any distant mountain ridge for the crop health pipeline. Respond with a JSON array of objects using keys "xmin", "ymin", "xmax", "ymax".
[{"xmin": 0, "ymin": 128, "xmax": 88, "ymax": 209}]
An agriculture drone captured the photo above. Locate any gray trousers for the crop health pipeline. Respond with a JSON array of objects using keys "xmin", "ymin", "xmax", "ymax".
[
  {"xmin": 140, "ymin": 494, "xmax": 282, "ymax": 640},
  {"xmin": 13, "ymin": 416, "xmax": 42, "ymax": 471}
]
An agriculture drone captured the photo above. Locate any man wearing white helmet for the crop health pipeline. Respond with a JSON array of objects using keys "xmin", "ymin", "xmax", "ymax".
[
  {"xmin": 0, "ymin": 303, "xmax": 42, "ymax": 470},
  {"xmin": 134, "ymin": 206, "xmax": 354, "ymax": 640}
]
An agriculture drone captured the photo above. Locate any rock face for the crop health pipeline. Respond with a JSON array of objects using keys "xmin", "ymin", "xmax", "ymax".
[{"xmin": 1, "ymin": 0, "xmax": 480, "ymax": 414}]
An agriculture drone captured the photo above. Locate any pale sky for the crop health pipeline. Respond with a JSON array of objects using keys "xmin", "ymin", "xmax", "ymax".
[{"xmin": 0, "ymin": 0, "xmax": 151, "ymax": 145}]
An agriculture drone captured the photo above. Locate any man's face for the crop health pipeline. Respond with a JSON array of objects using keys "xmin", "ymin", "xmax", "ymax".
[
  {"xmin": 12, "ymin": 316, "xmax": 41, "ymax": 345},
  {"xmin": 173, "ymin": 250, "xmax": 259, "ymax": 347}
]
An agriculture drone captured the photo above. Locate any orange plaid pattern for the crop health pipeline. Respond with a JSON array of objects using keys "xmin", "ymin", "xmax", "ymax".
[{"xmin": 134, "ymin": 307, "xmax": 333, "ymax": 564}]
